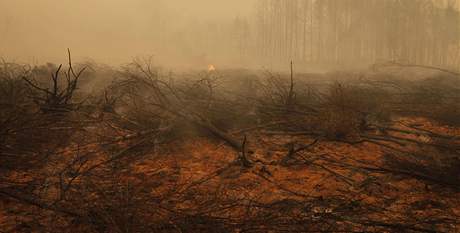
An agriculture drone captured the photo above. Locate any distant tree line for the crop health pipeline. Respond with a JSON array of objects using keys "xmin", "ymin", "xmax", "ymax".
[{"xmin": 250, "ymin": 0, "xmax": 460, "ymax": 69}]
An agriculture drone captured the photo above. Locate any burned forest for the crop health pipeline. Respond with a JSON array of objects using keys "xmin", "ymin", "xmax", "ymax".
[{"xmin": 1, "ymin": 0, "xmax": 460, "ymax": 232}]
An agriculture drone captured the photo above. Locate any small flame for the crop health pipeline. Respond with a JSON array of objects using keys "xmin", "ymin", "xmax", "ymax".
[{"xmin": 208, "ymin": 64, "xmax": 216, "ymax": 72}]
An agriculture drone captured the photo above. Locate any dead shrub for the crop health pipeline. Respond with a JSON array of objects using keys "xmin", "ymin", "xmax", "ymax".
[
  {"xmin": 0, "ymin": 59, "xmax": 85, "ymax": 177},
  {"xmin": 22, "ymin": 50, "xmax": 86, "ymax": 113},
  {"xmin": 317, "ymin": 82, "xmax": 391, "ymax": 139},
  {"xmin": 398, "ymin": 74, "xmax": 460, "ymax": 127},
  {"xmin": 254, "ymin": 70, "xmax": 321, "ymax": 134}
]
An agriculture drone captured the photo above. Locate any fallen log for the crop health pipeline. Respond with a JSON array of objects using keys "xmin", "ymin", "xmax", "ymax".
[{"xmin": 373, "ymin": 61, "xmax": 460, "ymax": 76}]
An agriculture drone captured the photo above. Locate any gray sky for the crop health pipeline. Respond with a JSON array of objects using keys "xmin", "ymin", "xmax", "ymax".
[{"xmin": 0, "ymin": 0, "xmax": 256, "ymax": 65}]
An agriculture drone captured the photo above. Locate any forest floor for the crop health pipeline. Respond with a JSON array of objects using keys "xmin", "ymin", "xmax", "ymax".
[
  {"xmin": 2, "ymin": 116, "xmax": 459, "ymax": 232},
  {"xmin": 1, "ymin": 62, "xmax": 460, "ymax": 232}
]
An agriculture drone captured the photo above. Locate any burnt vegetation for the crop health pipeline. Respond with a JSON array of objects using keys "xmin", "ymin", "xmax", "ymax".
[
  {"xmin": 1, "ymin": 49, "xmax": 460, "ymax": 232},
  {"xmin": 1, "ymin": 1, "xmax": 460, "ymax": 232}
]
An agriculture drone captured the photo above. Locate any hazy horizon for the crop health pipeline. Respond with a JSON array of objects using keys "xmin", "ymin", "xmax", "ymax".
[
  {"xmin": 0, "ymin": 0, "xmax": 256, "ymax": 67},
  {"xmin": 0, "ymin": 0, "xmax": 458, "ymax": 71}
]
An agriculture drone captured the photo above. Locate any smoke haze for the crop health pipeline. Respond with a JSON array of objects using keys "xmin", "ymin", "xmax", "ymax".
[
  {"xmin": 0, "ymin": 0, "xmax": 255, "ymax": 66},
  {"xmin": 0, "ymin": 0, "xmax": 459, "ymax": 70}
]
